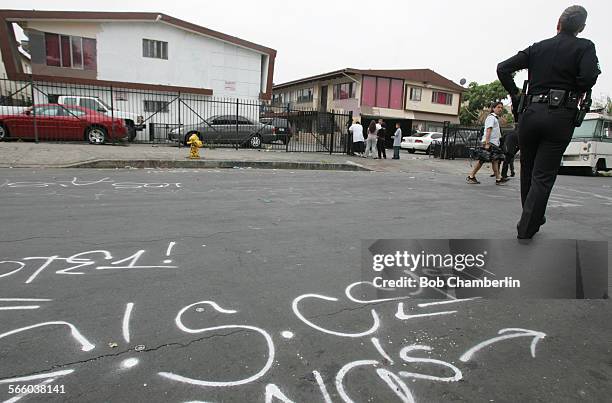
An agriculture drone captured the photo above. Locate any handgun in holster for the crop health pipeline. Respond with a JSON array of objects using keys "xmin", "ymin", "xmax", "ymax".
[
  {"xmin": 514, "ymin": 80, "xmax": 529, "ymax": 121},
  {"xmin": 574, "ymin": 90, "xmax": 592, "ymax": 127}
]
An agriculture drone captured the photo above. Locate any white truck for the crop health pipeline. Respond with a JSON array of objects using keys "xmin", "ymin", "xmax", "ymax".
[
  {"xmin": 57, "ymin": 96, "xmax": 144, "ymax": 142},
  {"xmin": 561, "ymin": 112, "xmax": 612, "ymax": 175}
]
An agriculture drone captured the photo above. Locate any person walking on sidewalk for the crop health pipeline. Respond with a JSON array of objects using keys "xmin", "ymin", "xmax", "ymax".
[
  {"xmin": 364, "ymin": 120, "xmax": 378, "ymax": 158},
  {"xmin": 497, "ymin": 5, "xmax": 600, "ymax": 239},
  {"xmin": 377, "ymin": 119, "xmax": 387, "ymax": 159},
  {"xmin": 349, "ymin": 120, "xmax": 365, "ymax": 157},
  {"xmin": 392, "ymin": 122, "xmax": 402, "ymax": 159},
  {"xmin": 466, "ymin": 102, "xmax": 508, "ymax": 185}
]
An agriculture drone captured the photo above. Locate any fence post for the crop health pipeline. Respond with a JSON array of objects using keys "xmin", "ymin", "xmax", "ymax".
[
  {"xmin": 286, "ymin": 103, "xmax": 290, "ymax": 152},
  {"xmin": 346, "ymin": 111, "xmax": 353, "ymax": 154},
  {"xmin": 110, "ymin": 85, "xmax": 115, "ymax": 145},
  {"xmin": 442, "ymin": 121, "xmax": 450, "ymax": 159},
  {"xmin": 330, "ymin": 110, "xmax": 335, "ymax": 155},
  {"xmin": 177, "ymin": 91, "xmax": 181, "ymax": 148},
  {"xmin": 235, "ymin": 98, "xmax": 239, "ymax": 149},
  {"xmin": 30, "ymin": 77, "xmax": 38, "ymax": 143}
]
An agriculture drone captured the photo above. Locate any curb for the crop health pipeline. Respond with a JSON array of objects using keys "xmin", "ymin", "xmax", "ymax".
[{"xmin": 62, "ymin": 159, "xmax": 372, "ymax": 171}]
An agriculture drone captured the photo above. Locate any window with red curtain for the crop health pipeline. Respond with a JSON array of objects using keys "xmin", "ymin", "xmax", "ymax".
[
  {"xmin": 389, "ymin": 79, "xmax": 404, "ymax": 109},
  {"xmin": 375, "ymin": 78, "xmax": 390, "ymax": 108},
  {"xmin": 82, "ymin": 38, "xmax": 97, "ymax": 70},
  {"xmin": 361, "ymin": 76, "xmax": 376, "ymax": 107},
  {"xmin": 71, "ymin": 37, "xmax": 83, "ymax": 68},
  {"xmin": 60, "ymin": 35, "xmax": 71, "ymax": 67},
  {"xmin": 432, "ymin": 91, "xmax": 453, "ymax": 105},
  {"xmin": 45, "ymin": 33, "xmax": 60, "ymax": 67}
]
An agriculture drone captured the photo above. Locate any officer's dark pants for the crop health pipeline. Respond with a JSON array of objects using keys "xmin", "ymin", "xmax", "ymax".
[
  {"xmin": 501, "ymin": 154, "xmax": 515, "ymax": 177},
  {"xmin": 517, "ymin": 103, "xmax": 575, "ymax": 237},
  {"xmin": 377, "ymin": 138, "xmax": 387, "ymax": 159}
]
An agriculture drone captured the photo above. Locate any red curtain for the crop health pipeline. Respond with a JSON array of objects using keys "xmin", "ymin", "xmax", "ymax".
[{"xmin": 45, "ymin": 33, "xmax": 60, "ymax": 66}]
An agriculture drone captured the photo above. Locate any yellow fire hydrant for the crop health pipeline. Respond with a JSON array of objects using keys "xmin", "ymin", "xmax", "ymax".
[{"xmin": 187, "ymin": 133, "xmax": 203, "ymax": 159}]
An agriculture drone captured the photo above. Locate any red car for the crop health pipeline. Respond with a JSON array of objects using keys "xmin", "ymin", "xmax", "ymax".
[{"xmin": 0, "ymin": 104, "xmax": 127, "ymax": 144}]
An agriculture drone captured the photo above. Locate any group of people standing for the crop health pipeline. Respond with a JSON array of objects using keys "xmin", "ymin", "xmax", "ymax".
[{"xmin": 348, "ymin": 119, "xmax": 403, "ymax": 160}]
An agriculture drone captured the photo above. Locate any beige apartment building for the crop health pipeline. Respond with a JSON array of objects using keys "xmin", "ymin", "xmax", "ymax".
[{"xmin": 272, "ymin": 68, "xmax": 464, "ymax": 133}]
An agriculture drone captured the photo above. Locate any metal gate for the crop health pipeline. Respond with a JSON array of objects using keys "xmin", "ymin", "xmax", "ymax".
[{"xmin": 1, "ymin": 77, "xmax": 353, "ymax": 154}]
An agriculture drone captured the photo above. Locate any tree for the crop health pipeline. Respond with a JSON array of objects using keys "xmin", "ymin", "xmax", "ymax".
[{"xmin": 460, "ymin": 80, "xmax": 514, "ymax": 126}]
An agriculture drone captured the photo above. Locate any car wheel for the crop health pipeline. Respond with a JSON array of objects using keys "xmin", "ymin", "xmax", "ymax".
[
  {"xmin": 86, "ymin": 126, "xmax": 107, "ymax": 145},
  {"xmin": 0, "ymin": 124, "xmax": 8, "ymax": 141},
  {"xmin": 408, "ymin": 149, "xmax": 415, "ymax": 154},
  {"xmin": 425, "ymin": 145, "xmax": 431, "ymax": 155},
  {"xmin": 249, "ymin": 135, "xmax": 262, "ymax": 148}
]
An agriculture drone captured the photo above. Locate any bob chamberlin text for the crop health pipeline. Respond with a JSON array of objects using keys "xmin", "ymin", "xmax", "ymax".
[{"xmin": 373, "ymin": 276, "xmax": 521, "ymax": 289}]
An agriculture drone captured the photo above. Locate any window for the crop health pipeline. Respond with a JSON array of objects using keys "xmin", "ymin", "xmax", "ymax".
[
  {"xmin": 375, "ymin": 78, "xmax": 390, "ymax": 108},
  {"xmin": 333, "ymin": 83, "xmax": 355, "ymax": 100},
  {"xmin": 33, "ymin": 105, "xmax": 60, "ymax": 116},
  {"xmin": 80, "ymin": 98, "xmax": 102, "ymax": 112},
  {"xmin": 362, "ymin": 76, "xmax": 376, "ymax": 107},
  {"xmin": 62, "ymin": 97, "xmax": 77, "ymax": 106},
  {"xmin": 144, "ymin": 100, "xmax": 169, "ymax": 113},
  {"xmin": 143, "ymin": 39, "xmax": 168, "ymax": 60},
  {"xmin": 361, "ymin": 76, "xmax": 404, "ymax": 109},
  {"xmin": 409, "ymin": 87, "xmax": 422, "ymax": 102},
  {"xmin": 432, "ymin": 91, "xmax": 453, "ymax": 105},
  {"xmin": 389, "ymin": 79, "xmax": 403, "ymax": 109},
  {"xmin": 272, "ymin": 93, "xmax": 284, "ymax": 105},
  {"xmin": 44, "ymin": 33, "xmax": 96, "ymax": 70},
  {"xmin": 296, "ymin": 88, "xmax": 313, "ymax": 103}
]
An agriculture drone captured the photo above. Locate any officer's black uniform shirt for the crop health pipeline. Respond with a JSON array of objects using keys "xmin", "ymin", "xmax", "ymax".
[{"xmin": 497, "ymin": 31, "xmax": 600, "ymax": 97}]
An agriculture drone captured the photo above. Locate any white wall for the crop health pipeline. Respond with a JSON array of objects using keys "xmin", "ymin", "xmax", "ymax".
[{"xmin": 97, "ymin": 22, "xmax": 263, "ymax": 99}]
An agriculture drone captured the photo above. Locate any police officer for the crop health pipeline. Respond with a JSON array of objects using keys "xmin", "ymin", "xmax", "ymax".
[{"xmin": 497, "ymin": 5, "xmax": 600, "ymax": 239}]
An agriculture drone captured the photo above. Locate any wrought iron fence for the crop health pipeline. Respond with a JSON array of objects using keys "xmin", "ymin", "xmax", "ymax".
[
  {"xmin": 438, "ymin": 122, "xmax": 483, "ymax": 159},
  {"xmin": 0, "ymin": 77, "xmax": 352, "ymax": 154}
]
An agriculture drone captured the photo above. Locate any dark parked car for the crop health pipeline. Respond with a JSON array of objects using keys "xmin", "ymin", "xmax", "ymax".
[
  {"xmin": 260, "ymin": 117, "xmax": 293, "ymax": 145},
  {"xmin": 169, "ymin": 115, "xmax": 277, "ymax": 148},
  {"xmin": 0, "ymin": 104, "xmax": 128, "ymax": 144}
]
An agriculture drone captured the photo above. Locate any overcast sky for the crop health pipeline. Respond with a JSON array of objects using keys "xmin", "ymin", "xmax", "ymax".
[{"xmin": 6, "ymin": 0, "xmax": 610, "ymax": 101}]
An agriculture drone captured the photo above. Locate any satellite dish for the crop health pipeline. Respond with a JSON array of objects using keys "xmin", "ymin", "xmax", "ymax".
[{"xmin": 459, "ymin": 78, "xmax": 467, "ymax": 86}]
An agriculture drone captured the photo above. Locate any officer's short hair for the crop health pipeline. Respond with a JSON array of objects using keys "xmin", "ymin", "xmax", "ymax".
[{"xmin": 559, "ymin": 5, "xmax": 587, "ymax": 34}]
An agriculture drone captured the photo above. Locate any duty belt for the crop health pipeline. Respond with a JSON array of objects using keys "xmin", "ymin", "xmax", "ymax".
[{"xmin": 528, "ymin": 90, "xmax": 579, "ymax": 108}]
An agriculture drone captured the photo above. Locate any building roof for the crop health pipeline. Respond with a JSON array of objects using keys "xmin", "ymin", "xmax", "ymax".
[
  {"xmin": 274, "ymin": 68, "xmax": 465, "ymax": 93},
  {"xmin": 0, "ymin": 9, "xmax": 276, "ymax": 99},
  {"xmin": 0, "ymin": 9, "xmax": 276, "ymax": 56}
]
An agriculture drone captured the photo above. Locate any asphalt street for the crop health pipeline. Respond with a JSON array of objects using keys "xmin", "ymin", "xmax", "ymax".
[{"xmin": 0, "ymin": 168, "xmax": 611, "ymax": 402}]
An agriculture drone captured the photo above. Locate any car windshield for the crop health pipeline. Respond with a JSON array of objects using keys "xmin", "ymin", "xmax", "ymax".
[
  {"xmin": 572, "ymin": 119, "xmax": 602, "ymax": 139},
  {"xmin": 95, "ymin": 98, "xmax": 113, "ymax": 110},
  {"xmin": 411, "ymin": 132, "xmax": 427, "ymax": 137}
]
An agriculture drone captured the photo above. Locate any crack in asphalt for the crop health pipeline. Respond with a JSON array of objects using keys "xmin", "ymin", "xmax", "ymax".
[
  {"xmin": 306, "ymin": 299, "xmax": 401, "ymax": 320},
  {"xmin": 0, "ymin": 329, "xmax": 246, "ymax": 381}
]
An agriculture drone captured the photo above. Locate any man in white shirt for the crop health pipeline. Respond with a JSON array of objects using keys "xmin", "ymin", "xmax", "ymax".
[
  {"xmin": 348, "ymin": 120, "xmax": 365, "ymax": 156},
  {"xmin": 466, "ymin": 102, "xmax": 509, "ymax": 185}
]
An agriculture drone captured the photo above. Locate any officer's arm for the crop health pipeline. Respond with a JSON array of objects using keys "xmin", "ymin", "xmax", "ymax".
[
  {"xmin": 577, "ymin": 42, "xmax": 600, "ymax": 92},
  {"xmin": 497, "ymin": 48, "xmax": 530, "ymax": 98}
]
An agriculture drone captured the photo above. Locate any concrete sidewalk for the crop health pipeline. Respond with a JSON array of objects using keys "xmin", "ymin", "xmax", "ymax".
[{"xmin": 0, "ymin": 141, "xmax": 479, "ymax": 174}]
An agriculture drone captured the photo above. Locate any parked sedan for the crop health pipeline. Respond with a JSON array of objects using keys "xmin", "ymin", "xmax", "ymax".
[
  {"xmin": 400, "ymin": 131, "xmax": 443, "ymax": 154},
  {"xmin": 0, "ymin": 104, "xmax": 128, "ymax": 144},
  {"xmin": 260, "ymin": 117, "xmax": 293, "ymax": 145},
  {"xmin": 168, "ymin": 115, "xmax": 277, "ymax": 148}
]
